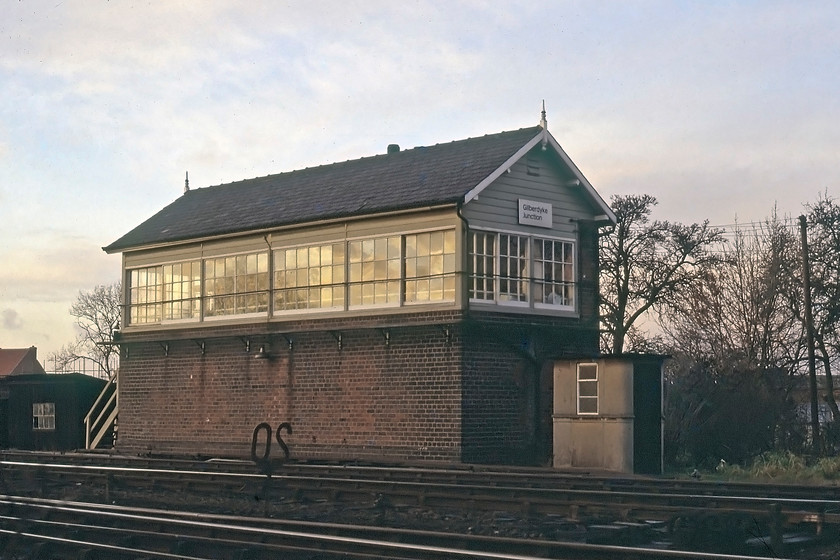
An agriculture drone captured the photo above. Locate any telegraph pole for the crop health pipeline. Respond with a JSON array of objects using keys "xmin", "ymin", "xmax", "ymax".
[{"xmin": 799, "ymin": 215, "xmax": 821, "ymax": 454}]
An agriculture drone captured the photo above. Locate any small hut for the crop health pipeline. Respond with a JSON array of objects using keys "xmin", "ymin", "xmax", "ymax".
[{"xmin": 553, "ymin": 354, "xmax": 667, "ymax": 474}]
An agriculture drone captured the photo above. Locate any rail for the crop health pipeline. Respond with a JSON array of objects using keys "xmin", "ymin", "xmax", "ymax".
[
  {"xmin": 0, "ymin": 495, "xmax": 800, "ymax": 560},
  {"xmin": 1, "ymin": 456, "xmax": 838, "ymax": 556}
]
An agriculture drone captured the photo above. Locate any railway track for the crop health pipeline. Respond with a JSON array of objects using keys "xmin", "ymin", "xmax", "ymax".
[
  {"xmin": 1, "ymin": 451, "xmax": 838, "ymax": 557},
  {"xmin": 2, "ymin": 457, "xmax": 838, "ymax": 527},
  {"xmin": 3, "ymin": 449, "xmax": 838, "ymax": 502},
  {"xmin": 0, "ymin": 495, "xmax": 798, "ymax": 560}
]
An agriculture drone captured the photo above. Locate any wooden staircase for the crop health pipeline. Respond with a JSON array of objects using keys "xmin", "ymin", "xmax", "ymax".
[{"xmin": 85, "ymin": 369, "xmax": 118, "ymax": 449}]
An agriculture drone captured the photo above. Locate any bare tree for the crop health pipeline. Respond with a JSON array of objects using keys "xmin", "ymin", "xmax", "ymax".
[
  {"xmin": 599, "ymin": 194, "xmax": 725, "ymax": 354},
  {"xmin": 51, "ymin": 282, "xmax": 121, "ymax": 378},
  {"xmin": 662, "ymin": 214, "xmax": 803, "ymax": 370},
  {"xmin": 798, "ymin": 195, "xmax": 840, "ymax": 423},
  {"xmin": 658, "ymin": 216, "xmax": 813, "ymax": 464}
]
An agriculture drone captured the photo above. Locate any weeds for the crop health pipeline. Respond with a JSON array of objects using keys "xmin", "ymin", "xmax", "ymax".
[{"xmin": 711, "ymin": 451, "xmax": 840, "ymax": 483}]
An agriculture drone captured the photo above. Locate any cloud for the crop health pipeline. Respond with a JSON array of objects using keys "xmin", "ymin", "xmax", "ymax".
[{"xmin": 2, "ymin": 308, "xmax": 23, "ymax": 330}]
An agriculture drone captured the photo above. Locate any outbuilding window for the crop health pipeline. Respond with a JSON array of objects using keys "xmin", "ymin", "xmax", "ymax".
[
  {"xmin": 32, "ymin": 402, "xmax": 55, "ymax": 430},
  {"xmin": 577, "ymin": 363, "xmax": 599, "ymax": 415}
]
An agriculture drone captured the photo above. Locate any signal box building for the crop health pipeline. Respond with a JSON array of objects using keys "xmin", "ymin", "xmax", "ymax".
[{"xmin": 104, "ymin": 118, "xmax": 616, "ymax": 465}]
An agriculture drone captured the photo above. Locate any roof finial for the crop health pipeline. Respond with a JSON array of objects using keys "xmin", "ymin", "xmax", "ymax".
[
  {"xmin": 540, "ymin": 100, "xmax": 547, "ymax": 129},
  {"xmin": 184, "ymin": 171, "xmax": 190, "ymax": 194}
]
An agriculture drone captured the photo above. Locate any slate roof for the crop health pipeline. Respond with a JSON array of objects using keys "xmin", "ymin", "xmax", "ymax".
[
  {"xmin": 105, "ymin": 125, "xmax": 560, "ymax": 252},
  {"xmin": 0, "ymin": 347, "xmax": 46, "ymax": 376}
]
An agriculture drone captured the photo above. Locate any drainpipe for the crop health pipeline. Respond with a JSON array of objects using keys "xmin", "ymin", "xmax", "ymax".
[{"xmin": 456, "ymin": 201, "xmax": 470, "ymax": 316}]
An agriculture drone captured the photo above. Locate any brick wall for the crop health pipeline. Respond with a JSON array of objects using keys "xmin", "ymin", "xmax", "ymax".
[
  {"xmin": 460, "ymin": 312, "xmax": 598, "ymax": 465},
  {"xmin": 115, "ymin": 310, "xmax": 596, "ymax": 464},
  {"xmin": 116, "ymin": 313, "xmax": 464, "ymax": 462}
]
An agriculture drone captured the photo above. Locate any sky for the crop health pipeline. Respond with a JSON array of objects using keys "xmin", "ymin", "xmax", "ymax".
[{"xmin": 1, "ymin": 1, "xmax": 838, "ymax": 366}]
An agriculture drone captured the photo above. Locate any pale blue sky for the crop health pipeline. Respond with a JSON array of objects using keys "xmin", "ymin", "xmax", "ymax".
[{"xmin": 1, "ymin": 1, "xmax": 838, "ymax": 363}]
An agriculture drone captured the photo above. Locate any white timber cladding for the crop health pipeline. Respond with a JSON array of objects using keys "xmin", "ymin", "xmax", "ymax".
[{"xmin": 461, "ymin": 148, "xmax": 594, "ymax": 235}]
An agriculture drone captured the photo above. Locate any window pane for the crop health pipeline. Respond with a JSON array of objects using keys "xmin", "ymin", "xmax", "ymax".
[
  {"xmin": 405, "ymin": 235, "xmax": 416, "ymax": 258},
  {"xmin": 388, "ymin": 237, "xmax": 401, "ymax": 258},
  {"xmin": 579, "ymin": 381, "xmax": 598, "ymax": 397},
  {"xmin": 349, "ymin": 241, "xmax": 362, "ymax": 262},
  {"xmin": 579, "ymin": 399, "xmax": 598, "ymax": 414},
  {"xmin": 430, "ymin": 231, "xmax": 443, "ymax": 255},
  {"xmin": 296, "ymin": 247, "xmax": 309, "ymax": 269},
  {"xmin": 362, "ymin": 239, "xmax": 375, "ymax": 261},
  {"xmin": 578, "ymin": 364, "xmax": 597, "ymax": 380},
  {"xmin": 444, "ymin": 230, "xmax": 455, "ymax": 253}
]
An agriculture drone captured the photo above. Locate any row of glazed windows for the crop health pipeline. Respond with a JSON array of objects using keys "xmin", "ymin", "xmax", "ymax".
[{"xmin": 126, "ymin": 229, "xmax": 576, "ymax": 325}]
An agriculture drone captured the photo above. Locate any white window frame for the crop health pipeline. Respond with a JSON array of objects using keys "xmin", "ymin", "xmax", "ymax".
[
  {"xmin": 577, "ymin": 363, "xmax": 599, "ymax": 415},
  {"xmin": 347, "ymin": 235, "xmax": 402, "ymax": 310},
  {"xmin": 32, "ymin": 402, "xmax": 56, "ymax": 431},
  {"xmin": 468, "ymin": 229, "xmax": 576, "ymax": 311},
  {"xmin": 203, "ymin": 250, "xmax": 270, "ymax": 320},
  {"xmin": 127, "ymin": 259, "xmax": 202, "ymax": 326},
  {"xmin": 532, "ymin": 237, "xmax": 575, "ymax": 311},
  {"xmin": 497, "ymin": 233, "xmax": 530, "ymax": 306},
  {"xmin": 403, "ymin": 229, "xmax": 457, "ymax": 305},
  {"xmin": 468, "ymin": 231, "xmax": 496, "ymax": 301},
  {"xmin": 273, "ymin": 241, "xmax": 346, "ymax": 314}
]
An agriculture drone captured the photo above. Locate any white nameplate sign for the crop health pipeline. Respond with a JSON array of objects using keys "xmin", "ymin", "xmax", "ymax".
[{"xmin": 518, "ymin": 199, "xmax": 552, "ymax": 228}]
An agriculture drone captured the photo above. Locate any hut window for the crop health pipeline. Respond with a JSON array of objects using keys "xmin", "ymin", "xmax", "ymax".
[
  {"xmin": 577, "ymin": 363, "xmax": 599, "ymax": 415},
  {"xmin": 32, "ymin": 402, "xmax": 55, "ymax": 431}
]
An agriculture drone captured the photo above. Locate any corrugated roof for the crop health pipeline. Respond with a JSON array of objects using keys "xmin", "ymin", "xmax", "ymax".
[{"xmin": 104, "ymin": 126, "xmax": 545, "ymax": 252}]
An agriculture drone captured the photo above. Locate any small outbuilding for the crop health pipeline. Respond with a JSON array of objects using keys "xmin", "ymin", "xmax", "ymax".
[
  {"xmin": 0, "ymin": 346, "xmax": 49, "ymax": 449},
  {"xmin": 553, "ymin": 354, "xmax": 667, "ymax": 474},
  {"xmin": 1, "ymin": 372, "xmax": 106, "ymax": 451}
]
